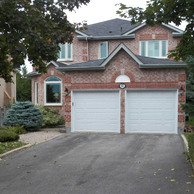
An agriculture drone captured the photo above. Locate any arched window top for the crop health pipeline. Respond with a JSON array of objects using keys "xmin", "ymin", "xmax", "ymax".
[
  {"xmin": 115, "ymin": 75, "xmax": 130, "ymax": 83},
  {"xmin": 45, "ymin": 76, "xmax": 61, "ymax": 82}
]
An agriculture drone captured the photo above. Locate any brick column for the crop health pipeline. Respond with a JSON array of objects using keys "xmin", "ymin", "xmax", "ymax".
[{"xmin": 120, "ymin": 89, "xmax": 125, "ymax": 134}]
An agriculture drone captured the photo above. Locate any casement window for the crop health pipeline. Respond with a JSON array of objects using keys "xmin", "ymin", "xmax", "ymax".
[
  {"xmin": 58, "ymin": 43, "xmax": 72, "ymax": 61},
  {"xmin": 44, "ymin": 76, "xmax": 62, "ymax": 106},
  {"xmin": 99, "ymin": 42, "xmax": 108, "ymax": 59},
  {"xmin": 35, "ymin": 82, "xmax": 38, "ymax": 105},
  {"xmin": 140, "ymin": 40, "xmax": 168, "ymax": 58}
]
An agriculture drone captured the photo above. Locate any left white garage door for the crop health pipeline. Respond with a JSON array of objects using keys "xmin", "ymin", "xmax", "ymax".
[{"xmin": 72, "ymin": 91, "xmax": 120, "ymax": 133}]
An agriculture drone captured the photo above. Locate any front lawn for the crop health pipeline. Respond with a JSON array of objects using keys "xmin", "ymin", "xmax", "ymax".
[
  {"xmin": 184, "ymin": 133, "xmax": 194, "ymax": 166},
  {"xmin": 0, "ymin": 141, "xmax": 27, "ymax": 155}
]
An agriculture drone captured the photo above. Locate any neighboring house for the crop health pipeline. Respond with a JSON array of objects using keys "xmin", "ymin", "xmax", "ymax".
[
  {"xmin": 28, "ymin": 18, "xmax": 186, "ymax": 134},
  {"xmin": 0, "ymin": 74, "xmax": 16, "ymax": 108}
]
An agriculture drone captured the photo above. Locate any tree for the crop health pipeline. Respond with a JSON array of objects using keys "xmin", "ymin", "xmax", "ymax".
[
  {"xmin": 16, "ymin": 65, "xmax": 31, "ymax": 101},
  {"xmin": 182, "ymin": 57, "xmax": 194, "ymax": 116},
  {"xmin": 0, "ymin": 0, "xmax": 90, "ymax": 82},
  {"xmin": 117, "ymin": 0, "xmax": 194, "ymax": 61}
]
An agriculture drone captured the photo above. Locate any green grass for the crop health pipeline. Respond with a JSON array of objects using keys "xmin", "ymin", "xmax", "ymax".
[
  {"xmin": 184, "ymin": 133, "xmax": 190, "ymax": 141},
  {"xmin": 0, "ymin": 141, "xmax": 27, "ymax": 155},
  {"xmin": 184, "ymin": 133, "xmax": 194, "ymax": 166}
]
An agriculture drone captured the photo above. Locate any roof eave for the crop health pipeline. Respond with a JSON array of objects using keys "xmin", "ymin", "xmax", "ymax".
[
  {"xmin": 139, "ymin": 64, "xmax": 187, "ymax": 68},
  {"xmin": 172, "ymin": 32, "xmax": 184, "ymax": 37},
  {"xmin": 56, "ymin": 66, "xmax": 105, "ymax": 71},
  {"xmin": 77, "ymin": 34, "xmax": 135, "ymax": 40},
  {"xmin": 26, "ymin": 72, "xmax": 41, "ymax": 77}
]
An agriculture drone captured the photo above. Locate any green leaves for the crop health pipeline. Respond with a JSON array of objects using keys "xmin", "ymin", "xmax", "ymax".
[{"xmin": 0, "ymin": 0, "xmax": 90, "ymax": 82}]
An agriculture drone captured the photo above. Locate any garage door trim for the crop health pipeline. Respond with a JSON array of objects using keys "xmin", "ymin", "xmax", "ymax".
[
  {"xmin": 125, "ymin": 88, "xmax": 178, "ymax": 134},
  {"xmin": 71, "ymin": 89, "xmax": 121, "ymax": 133}
]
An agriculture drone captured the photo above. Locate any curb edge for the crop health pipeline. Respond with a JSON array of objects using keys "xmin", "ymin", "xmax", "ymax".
[{"xmin": 0, "ymin": 144, "xmax": 33, "ymax": 159}]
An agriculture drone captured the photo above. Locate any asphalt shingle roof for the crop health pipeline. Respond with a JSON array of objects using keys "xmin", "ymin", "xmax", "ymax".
[
  {"xmin": 81, "ymin": 18, "xmax": 141, "ymax": 36},
  {"xmin": 56, "ymin": 59, "xmax": 105, "ymax": 68},
  {"xmin": 136, "ymin": 55, "xmax": 185, "ymax": 65}
]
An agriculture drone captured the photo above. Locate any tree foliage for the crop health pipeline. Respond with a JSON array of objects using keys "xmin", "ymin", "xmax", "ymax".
[
  {"xmin": 117, "ymin": 0, "xmax": 194, "ymax": 60},
  {"xmin": 16, "ymin": 65, "xmax": 31, "ymax": 101},
  {"xmin": 182, "ymin": 57, "xmax": 194, "ymax": 116},
  {"xmin": 0, "ymin": 0, "xmax": 90, "ymax": 82}
]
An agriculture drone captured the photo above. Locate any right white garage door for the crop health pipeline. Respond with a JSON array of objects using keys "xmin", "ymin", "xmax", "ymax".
[{"xmin": 125, "ymin": 90, "xmax": 178, "ymax": 134}]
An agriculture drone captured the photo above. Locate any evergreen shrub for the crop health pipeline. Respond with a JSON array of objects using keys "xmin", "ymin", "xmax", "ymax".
[
  {"xmin": 36, "ymin": 105, "xmax": 65, "ymax": 127},
  {"xmin": 3, "ymin": 101, "xmax": 43, "ymax": 131},
  {"xmin": 0, "ymin": 130, "xmax": 19, "ymax": 142}
]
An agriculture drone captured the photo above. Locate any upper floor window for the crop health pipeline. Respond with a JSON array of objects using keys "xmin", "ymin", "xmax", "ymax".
[
  {"xmin": 140, "ymin": 40, "xmax": 167, "ymax": 58},
  {"xmin": 58, "ymin": 43, "xmax": 72, "ymax": 61},
  {"xmin": 99, "ymin": 42, "xmax": 108, "ymax": 59},
  {"xmin": 44, "ymin": 76, "xmax": 62, "ymax": 106}
]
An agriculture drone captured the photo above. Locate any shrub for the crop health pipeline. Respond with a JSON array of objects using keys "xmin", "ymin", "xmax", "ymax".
[
  {"xmin": 7, "ymin": 126, "xmax": 27, "ymax": 134},
  {"xmin": 36, "ymin": 105, "xmax": 65, "ymax": 127},
  {"xmin": 3, "ymin": 101, "xmax": 43, "ymax": 132},
  {"xmin": 0, "ymin": 127, "xmax": 7, "ymax": 131},
  {"xmin": 0, "ymin": 130, "xmax": 19, "ymax": 142},
  {"xmin": 187, "ymin": 133, "xmax": 194, "ymax": 163}
]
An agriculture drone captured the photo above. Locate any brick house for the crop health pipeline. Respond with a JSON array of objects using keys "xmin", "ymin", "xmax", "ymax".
[
  {"xmin": 0, "ymin": 74, "xmax": 16, "ymax": 108},
  {"xmin": 28, "ymin": 18, "xmax": 186, "ymax": 134}
]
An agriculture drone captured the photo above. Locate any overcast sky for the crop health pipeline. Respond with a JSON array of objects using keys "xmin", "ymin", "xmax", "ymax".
[
  {"xmin": 26, "ymin": 0, "xmax": 186, "ymax": 72},
  {"xmin": 66, "ymin": 0, "xmax": 147, "ymax": 25}
]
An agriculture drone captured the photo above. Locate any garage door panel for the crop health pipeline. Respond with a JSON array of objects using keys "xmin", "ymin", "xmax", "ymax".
[
  {"xmin": 126, "ymin": 90, "xmax": 177, "ymax": 134},
  {"xmin": 72, "ymin": 91, "xmax": 120, "ymax": 132}
]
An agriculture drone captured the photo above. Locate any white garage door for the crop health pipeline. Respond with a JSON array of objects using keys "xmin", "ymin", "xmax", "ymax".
[
  {"xmin": 72, "ymin": 91, "xmax": 120, "ymax": 133},
  {"xmin": 125, "ymin": 90, "xmax": 178, "ymax": 134}
]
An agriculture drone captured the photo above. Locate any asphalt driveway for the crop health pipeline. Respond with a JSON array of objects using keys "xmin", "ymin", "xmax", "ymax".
[{"xmin": 0, "ymin": 133, "xmax": 193, "ymax": 194}]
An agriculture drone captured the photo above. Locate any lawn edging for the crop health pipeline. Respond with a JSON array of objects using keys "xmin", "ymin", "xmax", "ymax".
[
  {"xmin": 0, "ymin": 144, "xmax": 32, "ymax": 158},
  {"xmin": 181, "ymin": 134, "xmax": 194, "ymax": 169}
]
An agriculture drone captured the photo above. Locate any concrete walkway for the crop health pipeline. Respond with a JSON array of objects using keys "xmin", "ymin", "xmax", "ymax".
[{"xmin": 19, "ymin": 128, "xmax": 64, "ymax": 145}]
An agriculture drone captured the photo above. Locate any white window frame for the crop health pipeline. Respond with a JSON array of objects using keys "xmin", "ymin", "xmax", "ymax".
[
  {"xmin": 35, "ymin": 82, "xmax": 38, "ymax": 105},
  {"xmin": 139, "ymin": 40, "xmax": 168, "ymax": 58},
  {"xmin": 57, "ymin": 43, "xmax": 73, "ymax": 61},
  {"xmin": 44, "ymin": 77, "xmax": 62, "ymax": 106},
  {"xmin": 99, "ymin": 41, "xmax": 109, "ymax": 59}
]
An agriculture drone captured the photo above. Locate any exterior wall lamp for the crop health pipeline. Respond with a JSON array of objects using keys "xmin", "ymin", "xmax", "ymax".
[
  {"xmin": 180, "ymin": 86, "xmax": 184, "ymax": 96},
  {"xmin": 65, "ymin": 88, "xmax": 69, "ymax": 96}
]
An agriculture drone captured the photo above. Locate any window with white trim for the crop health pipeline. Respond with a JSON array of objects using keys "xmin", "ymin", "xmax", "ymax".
[
  {"xmin": 44, "ymin": 76, "xmax": 62, "ymax": 106},
  {"xmin": 58, "ymin": 43, "xmax": 72, "ymax": 61},
  {"xmin": 99, "ymin": 42, "xmax": 108, "ymax": 59},
  {"xmin": 140, "ymin": 40, "xmax": 167, "ymax": 58}
]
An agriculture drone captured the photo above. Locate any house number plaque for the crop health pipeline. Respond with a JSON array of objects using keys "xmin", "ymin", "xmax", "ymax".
[{"xmin": 119, "ymin": 83, "xmax": 126, "ymax": 89}]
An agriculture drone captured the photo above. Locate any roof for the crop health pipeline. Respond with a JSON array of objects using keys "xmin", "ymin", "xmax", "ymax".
[
  {"xmin": 80, "ymin": 18, "xmax": 141, "ymax": 36},
  {"xmin": 76, "ymin": 18, "xmax": 184, "ymax": 40},
  {"xmin": 55, "ymin": 43, "xmax": 186, "ymax": 71}
]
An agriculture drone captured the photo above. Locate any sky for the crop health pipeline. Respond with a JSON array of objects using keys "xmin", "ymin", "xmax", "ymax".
[{"xmin": 26, "ymin": 0, "xmax": 186, "ymax": 72}]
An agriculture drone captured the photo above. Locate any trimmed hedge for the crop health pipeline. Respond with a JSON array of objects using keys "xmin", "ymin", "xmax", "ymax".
[
  {"xmin": 36, "ymin": 105, "xmax": 65, "ymax": 127},
  {"xmin": 0, "ymin": 130, "xmax": 19, "ymax": 142},
  {"xmin": 3, "ymin": 101, "xmax": 43, "ymax": 131},
  {"xmin": 7, "ymin": 126, "xmax": 27, "ymax": 134}
]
